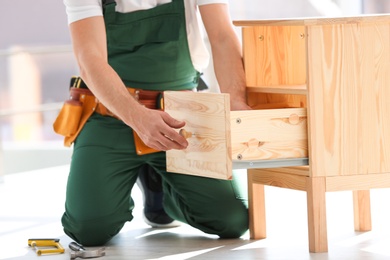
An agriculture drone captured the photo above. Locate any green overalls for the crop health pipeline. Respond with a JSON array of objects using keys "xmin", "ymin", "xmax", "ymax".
[{"xmin": 61, "ymin": 0, "xmax": 248, "ymax": 246}]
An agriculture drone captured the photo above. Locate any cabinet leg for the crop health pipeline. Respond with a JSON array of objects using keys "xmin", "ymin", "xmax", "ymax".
[
  {"xmin": 353, "ymin": 190, "xmax": 372, "ymax": 231},
  {"xmin": 306, "ymin": 177, "xmax": 328, "ymax": 252},
  {"xmin": 248, "ymin": 172, "xmax": 266, "ymax": 239}
]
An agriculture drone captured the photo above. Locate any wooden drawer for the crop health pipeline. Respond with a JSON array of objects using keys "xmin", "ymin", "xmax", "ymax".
[{"xmin": 164, "ymin": 91, "xmax": 308, "ymax": 179}]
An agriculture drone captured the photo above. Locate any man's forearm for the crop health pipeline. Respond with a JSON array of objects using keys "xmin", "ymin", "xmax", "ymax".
[
  {"xmin": 78, "ymin": 54, "xmax": 146, "ymax": 128},
  {"xmin": 199, "ymin": 4, "xmax": 249, "ymax": 110},
  {"xmin": 211, "ymin": 35, "xmax": 248, "ymax": 109}
]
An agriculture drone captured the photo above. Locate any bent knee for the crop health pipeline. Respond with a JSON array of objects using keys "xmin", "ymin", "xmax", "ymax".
[
  {"xmin": 217, "ymin": 211, "xmax": 249, "ymax": 238},
  {"xmin": 62, "ymin": 215, "xmax": 125, "ymax": 246},
  {"xmin": 189, "ymin": 207, "xmax": 249, "ymax": 239}
]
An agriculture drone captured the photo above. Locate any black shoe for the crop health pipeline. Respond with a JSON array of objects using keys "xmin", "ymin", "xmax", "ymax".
[{"xmin": 136, "ymin": 165, "xmax": 181, "ymax": 228}]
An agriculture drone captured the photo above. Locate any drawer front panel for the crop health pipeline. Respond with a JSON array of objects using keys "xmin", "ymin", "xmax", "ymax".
[{"xmin": 164, "ymin": 91, "xmax": 233, "ymax": 180}]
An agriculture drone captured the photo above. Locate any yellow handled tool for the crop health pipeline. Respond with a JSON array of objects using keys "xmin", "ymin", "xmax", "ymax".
[{"xmin": 28, "ymin": 238, "xmax": 65, "ymax": 256}]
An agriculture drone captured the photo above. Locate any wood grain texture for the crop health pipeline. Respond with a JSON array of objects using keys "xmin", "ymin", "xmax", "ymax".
[
  {"xmin": 253, "ymin": 166, "xmax": 310, "ymax": 176},
  {"xmin": 164, "ymin": 91, "xmax": 232, "ymax": 180},
  {"xmin": 307, "ymin": 22, "xmax": 390, "ymax": 177},
  {"xmin": 306, "ymin": 177, "xmax": 328, "ymax": 253},
  {"xmin": 248, "ymin": 169, "xmax": 308, "ymax": 191},
  {"xmin": 230, "ymin": 108, "xmax": 308, "ymax": 161},
  {"xmin": 243, "ymin": 25, "xmax": 306, "ymax": 88},
  {"xmin": 248, "ymin": 172, "xmax": 266, "ymax": 239},
  {"xmin": 353, "ymin": 190, "xmax": 372, "ymax": 231},
  {"xmin": 246, "ymin": 84, "xmax": 307, "ymax": 95},
  {"xmin": 248, "ymin": 93, "xmax": 307, "ymax": 110},
  {"xmin": 242, "ymin": 25, "xmax": 307, "ymax": 110},
  {"xmin": 326, "ymin": 173, "xmax": 390, "ymax": 191}
]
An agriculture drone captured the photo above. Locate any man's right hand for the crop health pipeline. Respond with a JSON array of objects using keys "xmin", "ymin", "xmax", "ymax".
[{"xmin": 131, "ymin": 107, "xmax": 189, "ymax": 151}]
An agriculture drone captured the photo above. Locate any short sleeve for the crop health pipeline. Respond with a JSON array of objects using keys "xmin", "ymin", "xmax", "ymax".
[
  {"xmin": 63, "ymin": 0, "xmax": 103, "ymax": 24},
  {"xmin": 197, "ymin": 0, "xmax": 229, "ymax": 5}
]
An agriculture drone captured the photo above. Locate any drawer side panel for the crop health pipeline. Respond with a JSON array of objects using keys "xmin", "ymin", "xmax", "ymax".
[{"xmin": 231, "ymin": 108, "xmax": 308, "ymax": 161}]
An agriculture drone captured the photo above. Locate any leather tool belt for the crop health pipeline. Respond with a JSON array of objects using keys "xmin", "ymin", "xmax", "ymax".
[{"xmin": 53, "ymin": 77, "xmax": 163, "ymax": 155}]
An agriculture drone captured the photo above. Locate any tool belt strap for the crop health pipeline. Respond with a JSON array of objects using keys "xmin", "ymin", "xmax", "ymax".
[{"xmin": 94, "ymin": 87, "xmax": 163, "ymax": 120}]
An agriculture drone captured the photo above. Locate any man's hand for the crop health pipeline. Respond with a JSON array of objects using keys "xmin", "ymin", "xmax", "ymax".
[
  {"xmin": 231, "ymin": 100, "xmax": 252, "ymax": 111},
  {"xmin": 131, "ymin": 107, "xmax": 189, "ymax": 151}
]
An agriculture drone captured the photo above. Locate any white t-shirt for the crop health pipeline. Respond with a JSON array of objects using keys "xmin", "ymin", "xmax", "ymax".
[{"xmin": 63, "ymin": 0, "xmax": 229, "ymax": 72}]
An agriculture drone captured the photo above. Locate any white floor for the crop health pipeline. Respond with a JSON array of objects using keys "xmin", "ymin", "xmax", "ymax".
[{"xmin": 1, "ymin": 165, "xmax": 390, "ymax": 260}]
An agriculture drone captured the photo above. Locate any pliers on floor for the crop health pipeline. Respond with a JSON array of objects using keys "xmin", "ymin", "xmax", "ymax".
[{"xmin": 69, "ymin": 242, "xmax": 105, "ymax": 259}]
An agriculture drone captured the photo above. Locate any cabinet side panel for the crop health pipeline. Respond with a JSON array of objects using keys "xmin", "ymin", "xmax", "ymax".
[{"xmin": 307, "ymin": 22, "xmax": 390, "ymax": 177}]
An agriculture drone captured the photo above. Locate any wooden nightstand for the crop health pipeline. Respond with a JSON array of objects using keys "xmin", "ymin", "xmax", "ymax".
[{"xmin": 164, "ymin": 14, "xmax": 390, "ymax": 252}]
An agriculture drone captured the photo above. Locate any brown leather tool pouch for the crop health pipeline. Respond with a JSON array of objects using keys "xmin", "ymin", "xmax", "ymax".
[
  {"xmin": 53, "ymin": 99, "xmax": 83, "ymax": 137},
  {"xmin": 53, "ymin": 87, "xmax": 97, "ymax": 147},
  {"xmin": 133, "ymin": 131, "xmax": 159, "ymax": 155}
]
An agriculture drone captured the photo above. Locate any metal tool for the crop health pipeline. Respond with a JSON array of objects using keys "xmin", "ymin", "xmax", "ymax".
[
  {"xmin": 69, "ymin": 242, "xmax": 106, "ymax": 259},
  {"xmin": 28, "ymin": 238, "xmax": 65, "ymax": 256}
]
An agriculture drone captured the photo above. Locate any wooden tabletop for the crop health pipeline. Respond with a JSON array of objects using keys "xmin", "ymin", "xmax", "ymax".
[{"xmin": 233, "ymin": 13, "xmax": 390, "ymax": 27}]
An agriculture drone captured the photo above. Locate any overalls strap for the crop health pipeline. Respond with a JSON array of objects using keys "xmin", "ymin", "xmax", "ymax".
[{"xmin": 102, "ymin": 0, "xmax": 199, "ymax": 90}]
